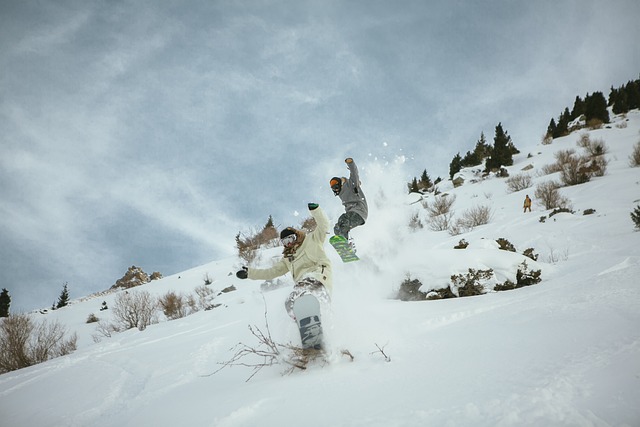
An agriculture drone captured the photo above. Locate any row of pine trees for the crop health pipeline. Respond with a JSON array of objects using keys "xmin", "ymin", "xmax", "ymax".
[
  {"xmin": 408, "ymin": 76, "xmax": 640, "ymax": 193},
  {"xmin": 0, "ymin": 283, "xmax": 70, "ymax": 318}
]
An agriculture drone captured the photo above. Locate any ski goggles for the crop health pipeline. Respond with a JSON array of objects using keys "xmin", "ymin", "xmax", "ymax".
[{"xmin": 281, "ymin": 234, "xmax": 297, "ymax": 246}]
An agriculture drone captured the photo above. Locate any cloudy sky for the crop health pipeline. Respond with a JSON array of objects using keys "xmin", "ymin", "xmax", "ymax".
[{"xmin": 1, "ymin": 0, "xmax": 639, "ymax": 311}]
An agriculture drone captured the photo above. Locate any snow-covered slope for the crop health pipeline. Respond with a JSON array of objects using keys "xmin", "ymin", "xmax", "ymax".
[{"xmin": 1, "ymin": 111, "xmax": 639, "ymax": 427}]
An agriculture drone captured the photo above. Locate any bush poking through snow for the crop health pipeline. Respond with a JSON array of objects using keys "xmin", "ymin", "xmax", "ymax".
[
  {"xmin": 112, "ymin": 290, "xmax": 158, "ymax": 331},
  {"xmin": 396, "ymin": 277, "xmax": 429, "ymax": 301},
  {"xmin": 450, "ymin": 205, "xmax": 493, "ymax": 235},
  {"xmin": 496, "ymin": 238, "xmax": 516, "ymax": 252},
  {"xmin": 450, "ymin": 268, "xmax": 493, "ymax": 297},
  {"xmin": 515, "ymin": 260, "xmax": 542, "ymax": 287},
  {"xmin": 522, "ymin": 248, "xmax": 539, "ymax": 261},
  {"xmin": 454, "ymin": 239, "xmax": 469, "ymax": 249},
  {"xmin": 158, "ymin": 291, "xmax": 189, "ymax": 320},
  {"xmin": 0, "ymin": 314, "xmax": 77, "ymax": 373},
  {"xmin": 630, "ymin": 141, "xmax": 640, "ymax": 167},
  {"xmin": 506, "ymin": 173, "xmax": 533, "ymax": 193},
  {"xmin": 631, "ymin": 205, "xmax": 640, "ymax": 230},
  {"xmin": 86, "ymin": 313, "xmax": 99, "ymax": 323},
  {"xmin": 534, "ymin": 181, "xmax": 572, "ymax": 210},
  {"xmin": 495, "ymin": 261, "xmax": 542, "ymax": 291}
]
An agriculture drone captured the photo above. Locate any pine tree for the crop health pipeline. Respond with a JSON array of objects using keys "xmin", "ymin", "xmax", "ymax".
[
  {"xmin": 0, "ymin": 288, "xmax": 10, "ymax": 317},
  {"xmin": 486, "ymin": 123, "xmax": 515, "ymax": 171},
  {"xmin": 585, "ymin": 91, "xmax": 610, "ymax": 124},
  {"xmin": 632, "ymin": 205, "xmax": 640, "ymax": 230},
  {"xmin": 461, "ymin": 150, "xmax": 480, "ymax": 168},
  {"xmin": 419, "ymin": 169, "xmax": 432, "ymax": 191},
  {"xmin": 56, "ymin": 282, "xmax": 70, "ymax": 309},
  {"xmin": 264, "ymin": 215, "xmax": 275, "ymax": 229},
  {"xmin": 547, "ymin": 118, "xmax": 557, "ymax": 139},
  {"xmin": 571, "ymin": 95, "xmax": 585, "ymax": 120},
  {"xmin": 449, "ymin": 153, "xmax": 462, "ymax": 179},
  {"xmin": 626, "ymin": 79, "xmax": 640, "ymax": 110},
  {"xmin": 408, "ymin": 177, "xmax": 419, "ymax": 193},
  {"xmin": 470, "ymin": 132, "xmax": 491, "ymax": 161},
  {"xmin": 554, "ymin": 108, "xmax": 571, "ymax": 137}
]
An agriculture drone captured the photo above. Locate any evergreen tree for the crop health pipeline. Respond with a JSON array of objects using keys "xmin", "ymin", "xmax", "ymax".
[
  {"xmin": 554, "ymin": 108, "xmax": 571, "ymax": 137},
  {"xmin": 264, "ymin": 215, "xmax": 275, "ymax": 230},
  {"xmin": 56, "ymin": 282, "xmax": 70, "ymax": 309},
  {"xmin": 449, "ymin": 153, "xmax": 462, "ymax": 179},
  {"xmin": 570, "ymin": 95, "xmax": 586, "ymax": 120},
  {"xmin": 461, "ymin": 150, "xmax": 480, "ymax": 168},
  {"xmin": 408, "ymin": 177, "xmax": 419, "ymax": 193},
  {"xmin": 0, "ymin": 288, "xmax": 10, "ymax": 317},
  {"xmin": 486, "ymin": 123, "xmax": 514, "ymax": 171},
  {"xmin": 547, "ymin": 118, "xmax": 557, "ymax": 138},
  {"xmin": 473, "ymin": 132, "xmax": 491, "ymax": 160},
  {"xmin": 625, "ymin": 79, "xmax": 640, "ymax": 110},
  {"xmin": 585, "ymin": 91, "xmax": 610, "ymax": 124},
  {"xmin": 632, "ymin": 205, "xmax": 640, "ymax": 230},
  {"xmin": 419, "ymin": 169, "xmax": 432, "ymax": 191}
]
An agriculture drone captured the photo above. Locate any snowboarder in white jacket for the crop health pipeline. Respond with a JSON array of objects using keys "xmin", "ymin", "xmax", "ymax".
[
  {"xmin": 236, "ymin": 203, "xmax": 333, "ymax": 319},
  {"xmin": 330, "ymin": 157, "xmax": 368, "ymax": 239}
]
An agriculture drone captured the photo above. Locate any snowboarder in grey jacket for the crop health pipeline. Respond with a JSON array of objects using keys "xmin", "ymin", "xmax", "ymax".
[{"xmin": 330, "ymin": 157, "xmax": 368, "ymax": 239}]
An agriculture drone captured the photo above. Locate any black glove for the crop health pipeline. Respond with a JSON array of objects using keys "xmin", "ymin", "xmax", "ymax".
[
  {"xmin": 236, "ymin": 267, "xmax": 248, "ymax": 279},
  {"xmin": 308, "ymin": 203, "xmax": 319, "ymax": 211}
]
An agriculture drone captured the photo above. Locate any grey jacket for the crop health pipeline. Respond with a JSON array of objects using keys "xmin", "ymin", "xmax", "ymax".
[{"xmin": 338, "ymin": 160, "xmax": 368, "ymax": 221}]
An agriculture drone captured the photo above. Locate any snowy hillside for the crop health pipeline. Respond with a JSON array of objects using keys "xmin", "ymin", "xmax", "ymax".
[{"xmin": 1, "ymin": 110, "xmax": 640, "ymax": 427}]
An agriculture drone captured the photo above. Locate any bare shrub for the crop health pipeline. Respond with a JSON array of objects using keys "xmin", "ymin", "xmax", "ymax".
[
  {"xmin": 586, "ymin": 118, "xmax": 604, "ymax": 130},
  {"xmin": 92, "ymin": 321, "xmax": 121, "ymax": 342},
  {"xmin": 559, "ymin": 154, "xmax": 592, "ymax": 185},
  {"xmin": 158, "ymin": 291, "xmax": 188, "ymax": 320},
  {"xmin": 589, "ymin": 156, "xmax": 608, "ymax": 177},
  {"xmin": 194, "ymin": 285, "xmax": 215, "ymax": 310},
  {"xmin": 629, "ymin": 141, "xmax": 640, "ymax": 167},
  {"xmin": 505, "ymin": 174, "xmax": 533, "ymax": 193},
  {"xmin": 540, "ymin": 163, "xmax": 562, "ymax": 175},
  {"xmin": 423, "ymin": 194, "xmax": 456, "ymax": 217},
  {"xmin": 556, "ymin": 149, "xmax": 576, "ymax": 165},
  {"xmin": 428, "ymin": 211, "xmax": 454, "ymax": 232},
  {"xmin": 578, "ymin": 134, "xmax": 609, "ymax": 157},
  {"xmin": 408, "ymin": 212, "xmax": 424, "ymax": 231},
  {"xmin": 0, "ymin": 314, "xmax": 77, "ymax": 373},
  {"xmin": 112, "ymin": 290, "xmax": 158, "ymax": 331},
  {"xmin": 542, "ymin": 133, "xmax": 553, "ymax": 145},
  {"xmin": 86, "ymin": 313, "xmax": 99, "ymax": 323},
  {"xmin": 450, "ymin": 205, "xmax": 493, "ymax": 235},
  {"xmin": 236, "ymin": 218, "xmax": 280, "ymax": 264},
  {"xmin": 534, "ymin": 181, "xmax": 571, "ymax": 210},
  {"xmin": 423, "ymin": 194, "xmax": 455, "ymax": 232}
]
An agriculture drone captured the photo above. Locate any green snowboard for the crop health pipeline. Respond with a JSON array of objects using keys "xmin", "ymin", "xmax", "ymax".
[{"xmin": 329, "ymin": 235, "xmax": 359, "ymax": 262}]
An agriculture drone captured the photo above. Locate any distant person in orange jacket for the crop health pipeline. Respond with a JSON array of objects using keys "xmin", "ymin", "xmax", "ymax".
[{"xmin": 523, "ymin": 195, "xmax": 532, "ymax": 213}]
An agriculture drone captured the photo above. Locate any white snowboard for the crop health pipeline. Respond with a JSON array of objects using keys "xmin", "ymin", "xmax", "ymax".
[{"xmin": 292, "ymin": 294, "xmax": 324, "ymax": 350}]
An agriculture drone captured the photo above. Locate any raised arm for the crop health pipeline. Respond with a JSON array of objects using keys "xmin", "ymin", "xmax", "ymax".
[{"xmin": 345, "ymin": 157, "xmax": 360, "ymax": 183}]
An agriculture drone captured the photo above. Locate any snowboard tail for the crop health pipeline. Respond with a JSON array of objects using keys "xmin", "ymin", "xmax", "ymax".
[
  {"xmin": 292, "ymin": 294, "xmax": 324, "ymax": 350},
  {"xmin": 329, "ymin": 235, "xmax": 359, "ymax": 262}
]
